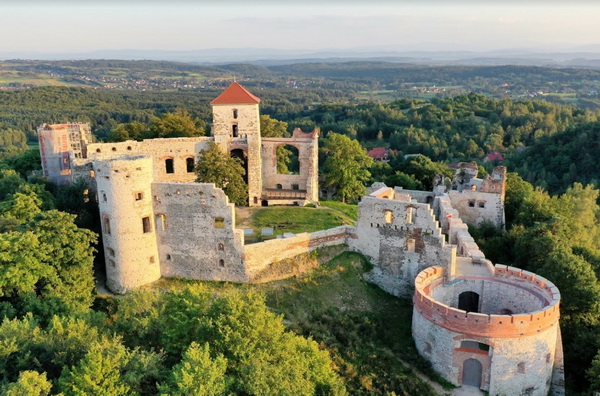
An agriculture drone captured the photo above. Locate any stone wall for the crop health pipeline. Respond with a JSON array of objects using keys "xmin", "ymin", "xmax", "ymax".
[
  {"xmin": 152, "ymin": 182, "xmax": 247, "ymax": 283},
  {"xmin": 261, "ymin": 130, "xmax": 319, "ymax": 204},
  {"xmin": 448, "ymin": 190, "xmax": 505, "ymax": 228},
  {"xmin": 244, "ymin": 226, "xmax": 354, "ymax": 280},
  {"xmin": 86, "ymin": 137, "xmax": 213, "ymax": 183},
  {"xmin": 349, "ymin": 190, "xmax": 454, "ymax": 297},
  {"xmin": 94, "ymin": 155, "xmax": 161, "ymax": 293}
]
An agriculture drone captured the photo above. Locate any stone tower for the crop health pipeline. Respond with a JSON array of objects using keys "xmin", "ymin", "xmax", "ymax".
[
  {"xmin": 94, "ymin": 155, "xmax": 161, "ymax": 293},
  {"xmin": 211, "ymin": 82, "xmax": 263, "ymax": 206}
]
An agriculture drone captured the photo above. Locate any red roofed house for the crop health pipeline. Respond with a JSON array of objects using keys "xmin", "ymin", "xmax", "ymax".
[
  {"xmin": 483, "ymin": 151, "xmax": 504, "ymax": 163},
  {"xmin": 367, "ymin": 147, "xmax": 390, "ymax": 162}
]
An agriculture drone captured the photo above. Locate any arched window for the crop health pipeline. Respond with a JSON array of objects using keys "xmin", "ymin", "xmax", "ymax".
[
  {"xmin": 219, "ymin": 259, "xmax": 225, "ymax": 267},
  {"xmin": 186, "ymin": 157, "xmax": 195, "ymax": 173},
  {"xmin": 276, "ymin": 145, "xmax": 300, "ymax": 174},
  {"xmin": 276, "ymin": 184, "xmax": 283, "ymax": 190},
  {"xmin": 233, "ymin": 109, "xmax": 238, "ymax": 119},
  {"xmin": 165, "ymin": 158, "xmax": 174, "ymax": 174}
]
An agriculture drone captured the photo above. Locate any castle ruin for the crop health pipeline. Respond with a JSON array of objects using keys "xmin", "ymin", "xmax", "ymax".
[{"xmin": 38, "ymin": 83, "xmax": 562, "ymax": 395}]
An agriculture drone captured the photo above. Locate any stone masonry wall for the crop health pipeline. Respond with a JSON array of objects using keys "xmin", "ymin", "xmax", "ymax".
[
  {"xmin": 448, "ymin": 190, "xmax": 504, "ymax": 228},
  {"xmin": 244, "ymin": 226, "xmax": 354, "ymax": 280},
  {"xmin": 152, "ymin": 182, "xmax": 247, "ymax": 283},
  {"xmin": 349, "ymin": 191, "xmax": 454, "ymax": 297}
]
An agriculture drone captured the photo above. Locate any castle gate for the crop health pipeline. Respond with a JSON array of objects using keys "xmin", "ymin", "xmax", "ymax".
[{"xmin": 462, "ymin": 358, "xmax": 482, "ymax": 387}]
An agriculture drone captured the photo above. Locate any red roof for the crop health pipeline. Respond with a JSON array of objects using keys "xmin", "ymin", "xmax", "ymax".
[
  {"xmin": 367, "ymin": 147, "xmax": 388, "ymax": 160},
  {"xmin": 484, "ymin": 152, "xmax": 504, "ymax": 162},
  {"xmin": 210, "ymin": 82, "xmax": 261, "ymax": 105}
]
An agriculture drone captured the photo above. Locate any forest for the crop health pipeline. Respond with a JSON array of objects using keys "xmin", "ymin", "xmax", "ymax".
[{"xmin": 0, "ymin": 73, "xmax": 599, "ymax": 393}]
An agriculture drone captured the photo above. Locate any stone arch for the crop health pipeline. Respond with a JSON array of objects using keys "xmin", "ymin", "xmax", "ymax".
[
  {"xmin": 276, "ymin": 144, "xmax": 300, "ymax": 175},
  {"xmin": 458, "ymin": 291, "xmax": 480, "ymax": 313},
  {"xmin": 462, "ymin": 358, "xmax": 482, "ymax": 387}
]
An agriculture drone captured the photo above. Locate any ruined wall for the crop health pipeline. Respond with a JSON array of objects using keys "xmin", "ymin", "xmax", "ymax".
[
  {"xmin": 261, "ymin": 129, "xmax": 319, "ymax": 204},
  {"xmin": 348, "ymin": 191, "xmax": 454, "ymax": 297},
  {"xmin": 212, "ymin": 103, "xmax": 262, "ymax": 206},
  {"xmin": 87, "ymin": 137, "xmax": 213, "ymax": 183},
  {"xmin": 38, "ymin": 127, "xmax": 72, "ymax": 184},
  {"xmin": 152, "ymin": 182, "xmax": 247, "ymax": 283},
  {"xmin": 413, "ymin": 266, "xmax": 561, "ymax": 396},
  {"xmin": 448, "ymin": 190, "xmax": 504, "ymax": 228},
  {"xmin": 244, "ymin": 226, "xmax": 353, "ymax": 280},
  {"xmin": 94, "ymin": 156, "xmax": 161, "ymax": 293}
]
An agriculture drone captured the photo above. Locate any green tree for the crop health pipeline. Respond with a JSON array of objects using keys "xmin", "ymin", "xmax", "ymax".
[
  {"xmin": 2, "ymin": 370, "xmax": 52, "ymax": 396},
  {"xmin": 195, "ymin": 142, "xmax": 247, "ymax": 206},
  {"xmin": 260, "ymin": 114, "xmax": 289, "ymax": 138},
  {"xmin": 58, "ymin": 341, "xmax": 132, "ymax": 396},
  {"xmin": 149, "ymin": 109, "xmax": 206, "ymax": 139},
  {"xmin": 322, "ymin": 133, "xmax": 373, "ymax": 203},
  {"xmin": 159, "ymin": 342, "xmax": 227, "ymax": 396},
  {"xmin": 108, "ymin": 121, "xmax": 149, "ymax": 142}
]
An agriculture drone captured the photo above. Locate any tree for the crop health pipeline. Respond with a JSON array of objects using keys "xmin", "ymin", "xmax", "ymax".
[
  {"xmin": 321, "ymin": 133, "xmax": 373, "ymax": 203},
  {"xmin": 2, "ymin": 371, "xmax": 52, "ymax": 396},
  {"xmin": 195, "ymin": 142, "xmax": 247, "ymax": 206},
  {"xmin": 159, "ymin": 342, "xmax": 227, "ymax": 396},
  {"xmin": 149, "ymin": 109, "xmax": 206, "ymax": 139},
  {"xmin": 108, "ymin": 121, "xmax": 149, "ymax": 142},
  {"xmin": 260, "ymin": 115, "xmax": 289, "ymax": 138}
]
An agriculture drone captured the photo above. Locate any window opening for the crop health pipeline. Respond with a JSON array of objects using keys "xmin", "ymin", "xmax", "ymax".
[
  {"xmin": 149, "ymin": 256, "xmax": 155, "ymax": 264},
  {"xmin": 233, "ymin": 109, "xmax": 238, "ymax": 119},
  {"xmin": 517, "ymin": 362, "xmax": 526, "ymax": 374},
  {"xmin": 156, "ymin": 214, "xmax": 167, "ymax": 231},
  {"xmin": 406, "ymin": 238, "xmax": 416, "ymax": 252},
  {"xmin": 406, "ymin": 207, "xmax": 414, "ymax": 224},
  {"xmin": 291, "ymin": 184, "xmax": 299, "ymax": 190},
  {"xmin": 165, "ymin": 158, "xmax": 174, "ymax": 174},
  {"xmin": 214, "ymin": 217, "xmax": 225, "ymax": 228},
  {"xmin": 218, "ymin": 243, "xmax": 225, "ymax": 251},
  {"xmin": 103, "ymin": 216, "xmax": 111, "ymax": 235},
  {"xmin": 232, "ymin": 124, "xmax": 239, "ymax": 137},
  {"xmin": 107, "ymin": 247, "xmax": 115, "ymax": 257},
  {"xmin": 166, "ymin": 254, "xmax": 172, "ymax": 261},
  {"xmin": 186, "ymin": 157, "xmax": 195, "ymax": 173},
  {"xmin": 142, "ymin": 216, "xmax": 152, "ymax": 233},
  {"xmin": 219, "ymin": 259, "xmax": 225, "ymax": 267},
  {"xmin": 276, "ymin": 184, "xmax": 283, "ymax": 190},
  {"xmin": 458, "ymin": 291, "xmax": 480, "ymax": 313},
  {"xmin": 468, "ymin": 200, "xmax": 475, "ymax": 207},
  {"xmin": 384, "ymin": 210, "xmax": 394, "ymax": 224},
  {"xmin": 135, "ymin": 192, "xmax": 143, "ymax": 201},
  {"xmin": 478, "ymin": 201, "xmax": 485, "ymax": 208}
]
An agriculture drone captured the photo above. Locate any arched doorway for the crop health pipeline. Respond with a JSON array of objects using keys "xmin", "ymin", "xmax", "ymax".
[
  {"xmin": 230, "ymin": 149, "xmax": 248, "ymax": 183},
  {"xmin": 458, "ymin": 291, "xmax": 480, "ymax": 313},
  {"xmin": 462, "ymin": 358, "xmax": 482, "ymax": 388}
]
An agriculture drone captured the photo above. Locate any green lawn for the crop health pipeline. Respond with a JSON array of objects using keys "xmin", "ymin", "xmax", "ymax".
[
  {"xmin": 320, "ymin": 200, "xmax": 358, "ymax": 224},
  {"xmin": 249, "ymin": 206, "xmax": 351, "ymax": 236}
]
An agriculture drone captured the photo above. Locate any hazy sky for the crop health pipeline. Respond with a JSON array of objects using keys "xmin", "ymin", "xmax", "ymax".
[{"xmin": 2, "ymin": 1, "xmax": 599, "ymax": 54}]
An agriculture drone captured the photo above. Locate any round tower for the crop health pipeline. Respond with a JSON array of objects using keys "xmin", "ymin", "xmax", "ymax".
[
  {"xmin": 412, "ymin": 265, "xmax": 561, "ymax": 395},
  {"xmin": 94, "ymin": 155, "xmax": 161, "ymax": 293}
]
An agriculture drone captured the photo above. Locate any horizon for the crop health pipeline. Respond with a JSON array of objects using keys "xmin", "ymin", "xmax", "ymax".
[{"xmin": 2, "ymin": 1, "xmax": 600, "ymax": 60}]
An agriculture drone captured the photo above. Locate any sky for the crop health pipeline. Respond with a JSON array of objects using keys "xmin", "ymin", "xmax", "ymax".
[{"xmin": 1, "ymin": 1, "xmax": 600, "ymax": 55}]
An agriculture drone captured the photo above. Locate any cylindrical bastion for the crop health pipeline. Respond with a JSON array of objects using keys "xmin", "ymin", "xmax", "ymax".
[{"xmin": 412, "ymin": 265, "xmax": 560, "ymax": 395}]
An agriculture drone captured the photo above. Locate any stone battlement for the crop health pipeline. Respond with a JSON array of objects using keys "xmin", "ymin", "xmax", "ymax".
[{"xmin": 413, "ymin": 265, "xmax": 560, "ymax": 338}]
